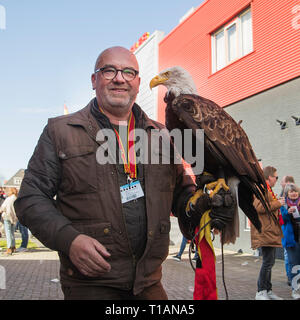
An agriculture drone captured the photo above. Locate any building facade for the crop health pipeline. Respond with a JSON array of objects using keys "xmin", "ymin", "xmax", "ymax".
[
  {"xmin": 133, "ymin": 30, "xmax": 165, "ymax": 120},
  {"xmin": 3, "ymin": 169, "xmax": 25, "ymax": 190}
]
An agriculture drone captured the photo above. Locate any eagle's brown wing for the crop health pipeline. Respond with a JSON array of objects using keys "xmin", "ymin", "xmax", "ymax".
[
  {"xmin": 171, "ymin": 94, "xmax": 263, "ymax": 180},
  {"xmin": 170, "ymin": 94, "xmax": 275, "ymax": 230},
  {"xmin": 190, "ymin": 95, "xmax": 263, "ymax": 181}
]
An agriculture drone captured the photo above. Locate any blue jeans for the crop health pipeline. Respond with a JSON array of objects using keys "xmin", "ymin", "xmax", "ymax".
[
  {"xmin": 17, "ymin": 221, "xmax": 29, "ymax": 248},
  {"xmin": 3, "ymin": 220, "xmax": 15, "ymax": 248},
  {"xmin": 177, "ymin": 236, "xmax": 188, "ymax": 257},
  {"xmin": 177, "ymin": 236, "xmax": 199, "ymax": 259},
  {"xmin": 284, "ymin": 247, "xmax": 292, "ymax": 282},
  {"xmin": 286, "ymin": 242, "xmax": 300, "ymax": 290},
  {"xmin": 17, "ymin": 222, "xmax": 29, "ymax": 248}
]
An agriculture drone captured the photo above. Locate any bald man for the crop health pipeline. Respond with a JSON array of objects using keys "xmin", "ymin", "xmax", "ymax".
[{"xmin": 15, "ymin": 47, "xmax": 233, "ymax": 300}]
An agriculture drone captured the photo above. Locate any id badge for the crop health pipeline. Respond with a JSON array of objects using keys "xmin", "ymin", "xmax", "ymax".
[{"xmin": 120, "ymin": 180, "xmax": 144, "ymax": 204}]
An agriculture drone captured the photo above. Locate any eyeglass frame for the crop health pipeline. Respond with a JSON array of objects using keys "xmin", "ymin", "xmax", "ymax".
[
  {"xmin": 94, "ymin": 66, "xmax": 139, "ymax": 81},
  {"xmin": 272, "ymin": 175, "xmax": 279, "ymax": 180}
]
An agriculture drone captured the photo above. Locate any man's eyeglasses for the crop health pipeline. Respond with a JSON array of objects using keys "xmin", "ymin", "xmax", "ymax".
[
  {"xmin": 272, "ymin": 176, "xmax": 279, "ymax": 180},
  {"xmin": 95, "ymin": 66, "xmax": 139, "ymax": 81}
]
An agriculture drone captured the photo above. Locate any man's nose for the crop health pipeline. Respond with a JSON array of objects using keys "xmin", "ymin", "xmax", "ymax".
[{"xmin": 113, "ymin": 70, "xmax": 125, "ymax": 83}]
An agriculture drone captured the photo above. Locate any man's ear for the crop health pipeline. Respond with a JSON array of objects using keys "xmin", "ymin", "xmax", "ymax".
[
  {"xmin": 137, "ymin": 76, "xmax": 141, "ymax": 93},
  {"xmin": 91, "ymin": 73, "xmax": 96, "ymax": 90}
]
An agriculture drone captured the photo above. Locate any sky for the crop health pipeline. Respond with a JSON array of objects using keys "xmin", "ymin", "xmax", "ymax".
[{"xmin": 0, "ymin": 0, "xmax": 205, "ymax": 184}]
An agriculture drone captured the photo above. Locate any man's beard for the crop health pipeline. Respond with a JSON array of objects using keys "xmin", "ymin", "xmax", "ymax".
[
  {"xmin": 104, "ymin": 92, "xmax": 138, "ymax": 112},
  {"xmin": 106, "ymin": 96, "xmax": 132, "ymax": 109}
]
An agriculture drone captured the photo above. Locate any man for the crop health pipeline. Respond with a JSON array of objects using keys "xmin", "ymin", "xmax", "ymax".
[
  {"xmin": 15, "ymin": 221, "xmax": 29, "ymax": 252},
  {"xmin": 280, "ymin": 175, "xmax": 295, "ymax": 197},
  {"xmin": 251, "ymin": 166, "xmax": 284, "ymax": 300},
  {"xmin": 15, "ymin": 46, "xmax": 234, "ymax": 300}
]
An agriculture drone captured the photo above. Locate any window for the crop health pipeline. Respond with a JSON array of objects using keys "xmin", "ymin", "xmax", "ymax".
[
  {"xmin": 227, "ymin": 23, "xmax": 237, "ymax": 62},
  {"xmin": 240, "ymin": 9, "xmax": 253, "ymax": 56},
  {"xmin": 215, "ymin": 30, "xmax": 225, "ymax": 70},
  {"xmin": 14, "ymin": 177, "xmax": 22, "ymax": 185},
  {"xmin": 211, "ymin": 8, "xmax": 253, "ymax": 73}
]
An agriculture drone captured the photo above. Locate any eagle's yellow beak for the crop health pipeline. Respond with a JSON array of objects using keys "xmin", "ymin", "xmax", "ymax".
[{"xmin": 149, "ymin": 74, "xmax": 169, "ymax": 89}]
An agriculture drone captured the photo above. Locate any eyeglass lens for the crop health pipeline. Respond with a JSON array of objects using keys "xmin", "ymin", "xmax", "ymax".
[{"xmin": 101, "ymin": 67, "xmax": 137, "ymax": 81}]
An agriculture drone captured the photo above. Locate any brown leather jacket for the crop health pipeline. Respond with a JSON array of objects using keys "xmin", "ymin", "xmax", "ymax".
[
  {"xmin": 250, "ymin": 190, "xmax": 283, "ymax": 250},
  {"xmin": 15, "ymin": 99, "xmax": 195, "ymax": 295}
]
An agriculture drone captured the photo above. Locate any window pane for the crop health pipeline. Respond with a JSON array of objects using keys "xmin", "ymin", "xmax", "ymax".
[
  {"xmin": 241, "ymin": 10, "xmax": 253, "ymax": 55},
  {"xmin": 216, "ymin": 30, "xmax": 225, "ymax": 71},
  {"xmin": 227, "ymin": 24, "xmax": 237, "ymax": 62}
]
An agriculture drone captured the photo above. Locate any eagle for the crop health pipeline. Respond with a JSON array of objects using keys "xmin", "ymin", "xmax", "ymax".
[{"xmin": 150, "ymin": 66, "xmax": 275, "ymax": 243}]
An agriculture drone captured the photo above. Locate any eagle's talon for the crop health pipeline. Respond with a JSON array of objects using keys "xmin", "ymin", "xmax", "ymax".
[
  {"xmin": 206, "ymin": 178, "xmax": 230, "ymax": 198},
  {"xmin": 206, "ymin": 181, "xmax": 218, "ymax": 191}
]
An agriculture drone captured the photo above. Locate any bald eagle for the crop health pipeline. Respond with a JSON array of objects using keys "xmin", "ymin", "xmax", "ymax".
[{"xmin": 150, "ymin": 66, "xmax": 275, "ymax": 243}]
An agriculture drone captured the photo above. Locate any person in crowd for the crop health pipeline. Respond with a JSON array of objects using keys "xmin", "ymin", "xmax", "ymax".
[
  {"xmin": 15, "ymin": 221, "xmax": 29, "ymax": 252},
  {"xmin": 0, "ymin": 187, "xmax": 6, "ymax": 238},
  {"xmin": 280, "ymin": 183, "xmax": 300, "ymax": 299},
  {"xmin": 0, "ymin": 187, "xmax": 6, "ymax": 205},
  {"xmin": 280, "ymin": 176, "xmax": 295, "ymax": 197},
  {"xmin": 172, "ymin": 235, "xmax": 199, "ymax": 262},
  {"xmin": 251, "ymin": 166, "xmax": 284, "ymax": 300},
  {"xmin": 279, "ymin": 175, "xmax": 296, "ymax": 286},
  {"xmin": 0, "ymin": 187, "xmax": 18, "ymax": 255},
  {"xmin": 14, "ymin": 46, "xmax": 235, "ymax": 300}
]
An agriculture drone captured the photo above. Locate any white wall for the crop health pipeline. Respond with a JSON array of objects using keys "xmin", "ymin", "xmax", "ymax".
[{"xmin": 135, "ymin": 31, "xmax": 164, "ymax": 121}]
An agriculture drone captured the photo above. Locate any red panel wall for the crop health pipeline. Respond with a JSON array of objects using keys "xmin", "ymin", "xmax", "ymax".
[{"xmin": 158, "ymin": 0, "xmax": 300, "ymax": 123}]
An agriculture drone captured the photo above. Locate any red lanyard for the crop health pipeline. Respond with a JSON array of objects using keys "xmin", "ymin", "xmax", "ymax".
[
  {"xmin": 98, "ymin": 106, "xmax": 137, "ymax": 180},
  {"xmin": 267, "ymin": 182, "xmax": 277, "ymax": 201}
]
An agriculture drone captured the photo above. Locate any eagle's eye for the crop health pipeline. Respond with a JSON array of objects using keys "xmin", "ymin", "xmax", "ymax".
[{"xmin": 163, "ymin": 71, "xmax": 170, "ymax": 78}]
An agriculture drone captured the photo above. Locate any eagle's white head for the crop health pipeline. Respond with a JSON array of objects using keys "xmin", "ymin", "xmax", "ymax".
[{"xmin": 149, "ymin": 66, "xmax": 198, "ymax": 97}]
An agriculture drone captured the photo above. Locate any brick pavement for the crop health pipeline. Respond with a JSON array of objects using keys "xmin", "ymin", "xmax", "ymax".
[{"xmin": 0, "ymin": 237, "xmax": 294, "ymax": 300}]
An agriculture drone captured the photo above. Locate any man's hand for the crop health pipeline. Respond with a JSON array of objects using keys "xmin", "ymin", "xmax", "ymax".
[
  {"xmin": 69, "ymin": 234, "xmax": 111, "ymax": 277},
  {"xmin": 278, "ymin": 197, "xmax": 285, "ymax": 206},
  {"xmin": 288, "ymin": 206, "xmax": 296, "ymax": 214},
  {"xmin": 209, "ymin": 189, "xmax": 235, "ymax": 230}
]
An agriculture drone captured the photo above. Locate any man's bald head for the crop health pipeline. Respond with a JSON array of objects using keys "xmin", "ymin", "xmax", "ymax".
[
  {"xmin": 91, "ymin": 46, "xmax": 141, "ymax": 122},
  {"xmin": 94, "ymin": 46, "xmax": 139, "ymax": 72}
]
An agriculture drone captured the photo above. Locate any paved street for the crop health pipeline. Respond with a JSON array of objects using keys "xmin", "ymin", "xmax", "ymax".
[{"xmin": 0, "ymin": 236, "xmax": 293, "ymax": 300}]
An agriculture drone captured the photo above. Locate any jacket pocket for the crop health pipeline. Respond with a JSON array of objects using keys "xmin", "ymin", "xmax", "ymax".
[
  {"xmin": 59, "ymin": 221, "xmax": 115, "ymax": 281},
  {"xmin": 58, "ymin": 145, "xmax": 97, "ymax": 195},
  {"xmin": 144, "ymin": 220, "xmax": 170, "ymax": 277},
  {"xmin": 72, "ymin": 221, "xmax": 114, "ymax": 245}
]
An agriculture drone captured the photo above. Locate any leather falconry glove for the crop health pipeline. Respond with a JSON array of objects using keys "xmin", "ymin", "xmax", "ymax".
[
  {"xmin": 209, "ymin": 189, "xmax": 235, "ymax": 230},
  {"xmin": 186, "ymin": 188, "xmax": 235, "ymax": 231}
]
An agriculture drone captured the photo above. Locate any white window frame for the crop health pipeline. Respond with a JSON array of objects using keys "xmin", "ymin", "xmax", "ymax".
[
  {"xmin": 211, "ymin": 28, "xmax": 226, "ymax": 72},
  {"xmin": 211, "ymin": 7, "xmax": 253, "ymax": 73},
  {"xmin": 14, "ymin": 177, "xmax": 22, "ymax": 185},
  {"xmin": 240, "ymin": 8, "xmax": 253, "ymax": 56},
  {"xmin": 225, "ymin": 20, "xmax": 238, "ymax": 64}
]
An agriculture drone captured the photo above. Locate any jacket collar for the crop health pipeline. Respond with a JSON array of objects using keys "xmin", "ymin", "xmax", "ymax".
[{"xmin": 66, "ymin": 98, "xmax": 160, "ymax": 134}]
